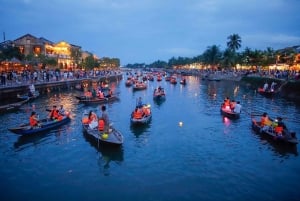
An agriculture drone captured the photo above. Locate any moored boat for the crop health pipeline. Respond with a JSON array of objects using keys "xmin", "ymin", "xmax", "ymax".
[
  {"xmin": 0, "ymin": 98, "xmax": 29, "ymax": 114},
  {"xmin": 17, "ymin": 84, "xmax": 39, "ymax": 101},
  {"xmin": 257, "ymin": 87, "xmax": 276, "ymax": 98},
  {"xmin": 8, "ymin": 115, "xmax": 71, "ymax": 135},
  {"xmin": 251, "ymin": 118, "xmax": 298, "ymax": 144}
]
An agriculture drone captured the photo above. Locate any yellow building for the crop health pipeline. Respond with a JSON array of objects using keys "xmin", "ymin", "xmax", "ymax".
[{"xmin": 13, "ymin": 34, "xmax": 81, "ymax": 69}]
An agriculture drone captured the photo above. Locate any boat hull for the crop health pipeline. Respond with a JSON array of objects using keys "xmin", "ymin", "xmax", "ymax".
[
  {"xmin": 220, "ymin": 108, "xmax": 240, "ymax": 119},
  {"xmin": 8, "ymin": 116, "xmax": 71, "ymax": 135},
  {"xmin": 251, "ymin": 119, "xmax": 298, "ymax": 144},
  {"xmin": 76, "ymin": 96, "xmax": 118, "ymax": 105},
  {"xmin": 82, "ymin": 124, "xmax": 123, "ymax": 146}
]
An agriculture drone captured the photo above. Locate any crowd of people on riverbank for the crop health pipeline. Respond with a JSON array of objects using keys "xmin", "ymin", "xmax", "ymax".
[{"xmin": 0, "ymin": 69, "xmax": 122, "ymax": 88}]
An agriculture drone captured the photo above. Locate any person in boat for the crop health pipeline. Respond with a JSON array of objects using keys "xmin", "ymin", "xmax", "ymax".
[
  {"xmin": 84, "ymin": 90, "xmax": 92, "ymax": 98},
  {"xmin": 137, "ymin": 97, "xmax": 143, "ymax": 108},
  {"xmin": 142, "ymin": 105, "xmax": 151, "ymax": 116},
  {"xmin": 100, "ymin": 105, "xmax": 110, "ymax": 132},
  {"xmin": 133, "ymin": 107, "xmax": 143, "ymax": 119},
  {"xmin": 91, "ymin": 88, "xmax": 97, "ymax": 98},
  {"xmin": 274, "ymin": 117, "xmax": 287, "ymax": 137},
  {"xmin": 263, "ymin": 82, "xmax": 269, "ymax": 91},
  {"xmin": 230, "ymin": 100, "xmax": 236, "ymax": 111},
  {"xmin": 260, "ymin": 112, "xmax": 272, "ymax": 131},
  {"xmin": 105, "ymin": 89, "xmax": 113, "ymax": 98},
  {"xmin": 222, "ymin": 97, "xmax": 231, "ymax": 110},
  {"xmin": 270, "ymin": 82, "xmax": 277, "ymax": 92},
  {"xmin": 29, "ymin": 111, "xmax": 39, "ymax": 128},
  {"xmin": 88, "ymin": 110, "xmax": 98, "ymax": 129},
  {"xmin": 233, "ymin": 101, "xmax": 242, "ymax": 113},
  {"xmin": 97, "ymin": 89, "xmax": 105, "ymax": 99},
  {"xmin": 59, "ymin": 105, "xmax": 65, "ymax": 116},
  {"xmin": 49, "ymin": 105, "xmax": 60, "ymax": 121}
]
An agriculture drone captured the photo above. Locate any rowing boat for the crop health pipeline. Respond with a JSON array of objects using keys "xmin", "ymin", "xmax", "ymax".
[
  {"xmin": 251, "ymin": 118, "xmax": 298, "ymax": 144},
  {"xmin": 75, "ymin": 95, "xmax": 118, "ymax": 105},
  {"xmin": 82, "ymin": 114, "xmax": 123, "ymax": 145},
  {"xmin": 8, "ymin": 115, "xmax": 71, "ymax": 135},
  {"xmin": 220, "ymin": 107, "xmax": 240, "ymax": 119}
]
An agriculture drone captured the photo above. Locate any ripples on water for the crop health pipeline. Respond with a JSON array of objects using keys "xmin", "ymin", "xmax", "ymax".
[{"xmin": 1, "ymin": 75, "xmax": 300, "ymax": 201}]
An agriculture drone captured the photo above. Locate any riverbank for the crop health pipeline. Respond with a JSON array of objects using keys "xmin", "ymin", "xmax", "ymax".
[
  {"xmin": 240, "ymin": 76, "xmax": 300, "ymax": 101},
  {"xmin": 0, "ymin": 74, "xmax": 122, "ymax": 102}
]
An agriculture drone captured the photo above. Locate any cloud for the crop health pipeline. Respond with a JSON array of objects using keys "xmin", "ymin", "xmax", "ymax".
[{"xmin": 243, "ymin": 33, "xmax": 300, "ymax": 50}]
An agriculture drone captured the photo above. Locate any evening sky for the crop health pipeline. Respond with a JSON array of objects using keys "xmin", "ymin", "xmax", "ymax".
[{"xmin": 1, "ymin": 0, "xmax": 299, "ymax": 65}]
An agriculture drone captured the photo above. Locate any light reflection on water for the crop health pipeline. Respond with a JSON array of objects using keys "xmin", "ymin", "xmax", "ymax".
[{"xmin": 0, "ymin": 74, "xmax": 300, "ymax": 201}]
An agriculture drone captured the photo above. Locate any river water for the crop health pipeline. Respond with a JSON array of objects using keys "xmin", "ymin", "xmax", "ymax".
[{"xmin": 1, "ymin": 74, "xmax": 300, "ymax": 201}]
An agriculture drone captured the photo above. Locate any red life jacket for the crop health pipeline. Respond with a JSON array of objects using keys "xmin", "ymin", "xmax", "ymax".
[{"xmin": 98, "ymin": 119, "xmax": 105, "ymax": 131}]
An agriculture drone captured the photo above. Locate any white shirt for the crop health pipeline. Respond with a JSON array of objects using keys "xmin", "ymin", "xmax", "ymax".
[{"xmin": 234, "ymin": 103, "xmax": 242, "ymax": 113}]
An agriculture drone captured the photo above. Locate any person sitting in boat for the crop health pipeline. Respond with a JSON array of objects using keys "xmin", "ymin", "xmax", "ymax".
[
  {"xmin": 100, "ymin": 105, "xmax": 110, "ymax": 132},
  {"xmin": 29, "ymin": 111, "xmax": 39, "ymax": 128},
  {"xmin": 88, "ymin": 110, "xmax": 98, "ymax": 129},
  {"xmin": 97, "ymin": 90, "xmax": 105, "ymax": 99},
  {"xmin": 142, "ymin": 105, "xmax": 151, "ymax": 116},
  {"xmin": 49, "ymin": 105, "xmax": 60, "ymax": 121},
  {"xmin": 91, "ymin": 88, "xmax": 97, "ymax": 98},
  {"xmin": 59, "ymin": 105, "xmax": 65, "ymax": 116},
  {"xmin": 133, "ymin": 107, "xmax": 143, "ymax": 119},
  {"xmin": 84, "ymin": 90, "xmax": 92, "ymax": 98},
  {"xmin": 230, "ymin": 100, "xmax": 236, "ymax": 111},
  {"xmin": 233, "ymin": 101, "xmax": 242, "ymax": 113},
  {"xmin": 222, "ymin": 97, "xmax": 231, "ymax": 110},
  {"xmin": 105, "ymin": 89, "xmax": 113, "ymax": 98},
  {"xmin": 260, "ymin": 112, "xmax": 272, "ymax": 131},
  {"xmin": 270, "ymin": 82, "xmax": 277, "ymax": 92},
  {"xmin": 263, "ymin": 82, "xmax": 269, "ymax": 91},
  {"xmin": 274, "ymin": 117, "xmax": 287, "ymax": 137}
]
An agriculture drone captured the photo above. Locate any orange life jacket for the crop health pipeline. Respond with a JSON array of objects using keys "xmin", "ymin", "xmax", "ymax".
[
  {"xmin": 98, "ymin": 119, "xmax": 105, "ymax": 131},
  {"xmin": 133, "ymin": 110, "xmax": 142, "ymax": 119},
  {"xmin": 30, "ymin": 115, "xmax": 38, "ymax": 126},
  {"xmin": 261, "ymin": 116, "xmax": 269, "ymax": 126},
  {"xmin": 50, "ymin": 109, "xmax": 59, "ymax": 119},
  {"xmin": 275, "ymin": 126, "xmax": 283, "ymax": 134}
]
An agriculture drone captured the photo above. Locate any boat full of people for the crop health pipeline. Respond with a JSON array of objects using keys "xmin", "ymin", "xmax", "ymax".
[
  {"xmin": 81, "ymin": 108, "xmax": 123, "ymax": 146},
  {"xmin": 251, "ymin": 113, "xmax": 297, "ymax": 144}
]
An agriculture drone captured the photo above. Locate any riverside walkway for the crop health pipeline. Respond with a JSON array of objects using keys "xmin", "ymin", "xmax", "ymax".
[{"xmin": 0, "ymin": 72, "xmax": 122, "ymax": 101}]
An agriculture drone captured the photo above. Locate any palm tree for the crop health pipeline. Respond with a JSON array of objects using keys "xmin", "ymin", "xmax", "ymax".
[
  {"xmin": 227, "ymin": 34, "xmax": 242, "ymax": 52},
  {"xmin": 202, "ymin": 45, "xmax": 222, "ymax": 68}
]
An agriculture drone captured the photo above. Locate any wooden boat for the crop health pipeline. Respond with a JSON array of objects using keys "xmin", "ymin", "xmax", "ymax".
[
  {"xmin": 0, "ymin": 98, "xmax": 29, "ymax": 114},
  {"xmin": 125, "ymin": 77, "xmax": 133, "ymax": 87},
  {"xmin": 17, "ymin": 91, "xmax": 40, "ymax": 101},
  {"xmin": 257, "ymin": 87, "xmax": 276, "ymax": 98},
  {"xmin": 82, "ymin": 114, "xmax": 123, "ymax": 146},
  {"xmin": 180, "ymin": 79, "xmax": 186, "ymax": 85},
  {"xmin": 170, "ymin": 77, "xmax": 177, "ymax": 84},
  {"xmin": 130, "ymin": 105, "xmax": 152, "ymax": 124},
  {"xmin": 220, "ymin": 107, "xmax": 240, "ymax": 119},
  {"xmin": 75, "ymin": 95, "xmax": 118, "ymax": 105},
  {"xmin": 153, "ymin": 87, "xmax": 166, "ymax": 101},
  {"xmin": 251, "ymin": 118, "xmax": 298, "ymax": 144},
  {"xmin": 132, "ymin": 82, "xmax": 147, "ymax": 91},
  {"xmin": 8, "ymin": 115, "xmax": 71, "ymax": 135}
]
